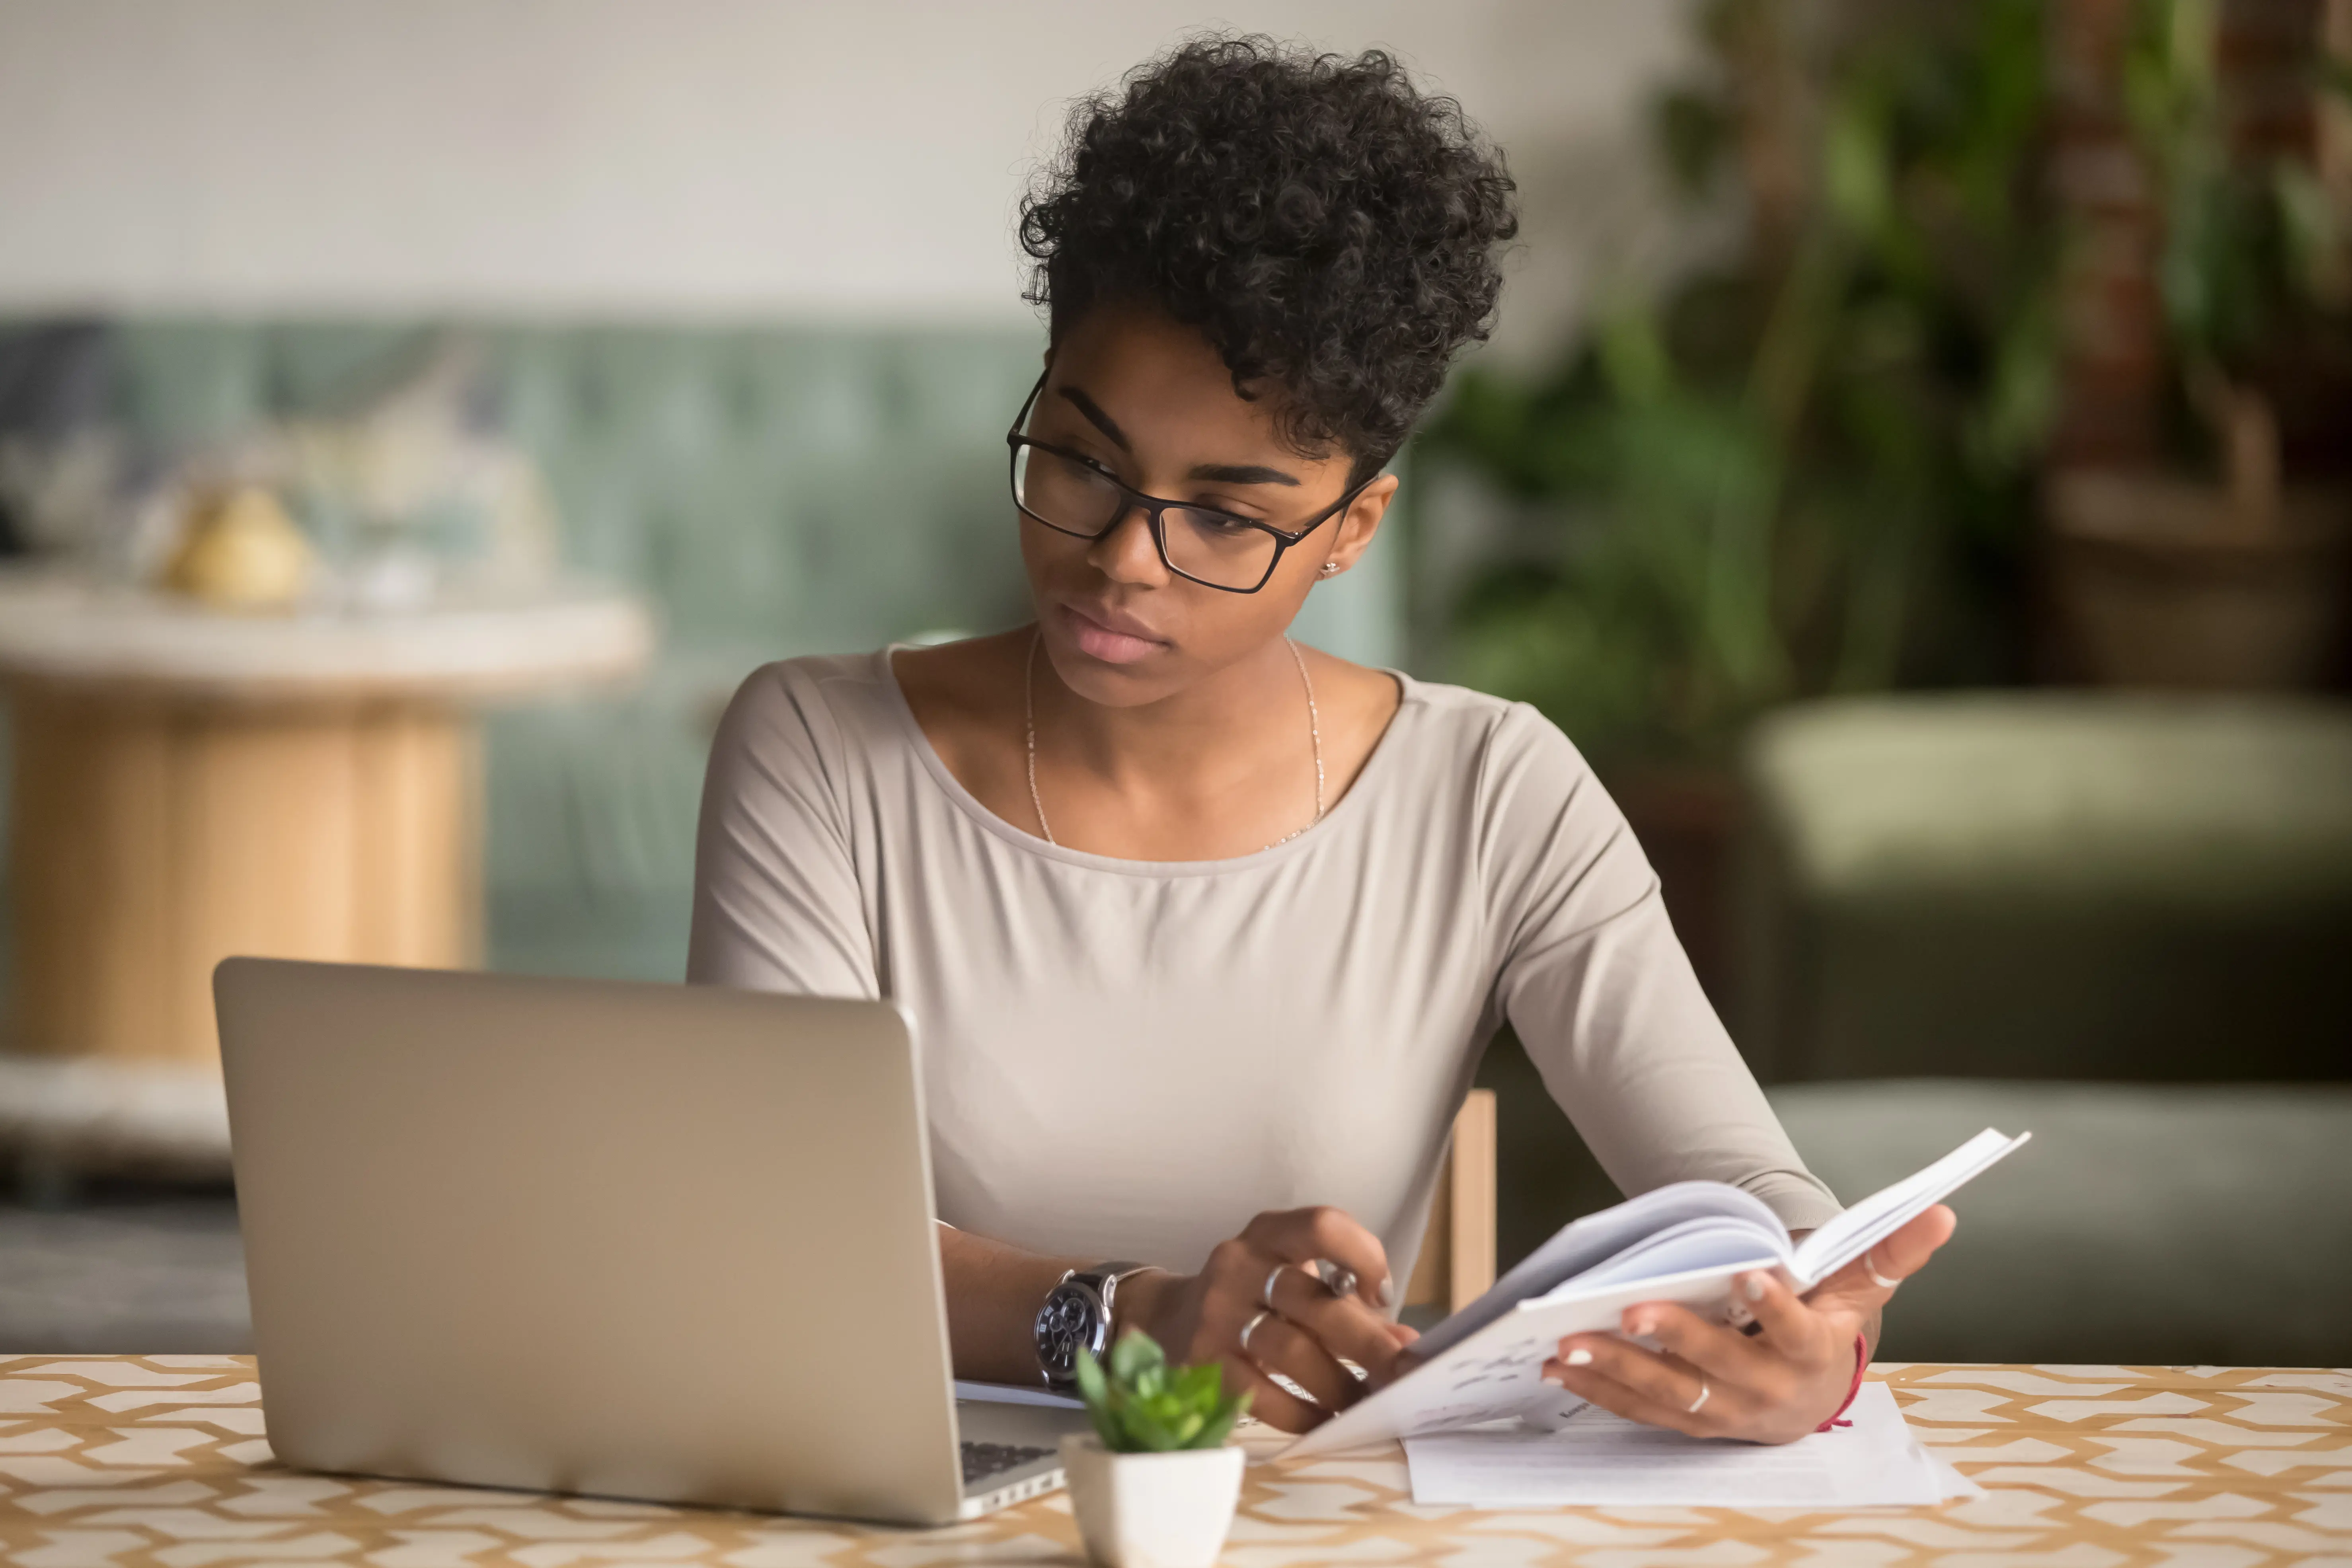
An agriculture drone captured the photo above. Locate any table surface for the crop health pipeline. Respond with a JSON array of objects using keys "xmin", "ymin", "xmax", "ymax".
[
  {"xmin": 2, "ymin": 1359, "xmax": 2345, "ymax": 1566},
  {"xmin": 0, "ymin": 569, "xmax": 653, "ymax": 699}
]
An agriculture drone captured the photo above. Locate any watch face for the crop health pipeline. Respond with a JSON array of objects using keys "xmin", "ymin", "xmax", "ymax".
[{"xmin": 1036, "ymin": 1282, "xmax": 1107, "ymax": 1381}]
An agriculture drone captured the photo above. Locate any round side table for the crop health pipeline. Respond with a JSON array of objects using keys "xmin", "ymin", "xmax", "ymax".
[{"xmin": 0, "ymin": 568, "xmax": 655, "ymax": 1177}]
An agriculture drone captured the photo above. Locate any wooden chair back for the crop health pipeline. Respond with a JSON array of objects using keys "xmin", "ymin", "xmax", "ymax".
[{"xmin": 1401, "ymin": 1088, "xmax": 1497, "ymax": 1315}]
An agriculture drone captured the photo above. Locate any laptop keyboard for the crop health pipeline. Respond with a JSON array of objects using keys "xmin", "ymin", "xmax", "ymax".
[{"xmin": 962, "ymin": 1441, "xmax": 1055, "ymax": 1486}]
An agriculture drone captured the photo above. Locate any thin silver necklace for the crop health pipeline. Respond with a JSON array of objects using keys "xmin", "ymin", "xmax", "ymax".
[{"xmin": 1025, "ymin": 627, "xmax": 1324, "ymax": 852}]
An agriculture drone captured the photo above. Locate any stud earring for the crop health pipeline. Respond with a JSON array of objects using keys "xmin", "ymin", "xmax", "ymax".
[{"xmin": 1318, "ymin": 562, "xmax": 1341, "ymax": 577}]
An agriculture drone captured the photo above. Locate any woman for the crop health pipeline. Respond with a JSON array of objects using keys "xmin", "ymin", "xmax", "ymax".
[{"xmin": 690, "ymin": 37, "xmax": 1953, "ymax": 1442}]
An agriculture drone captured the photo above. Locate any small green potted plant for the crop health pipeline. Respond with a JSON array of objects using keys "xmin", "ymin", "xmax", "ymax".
[{"xmin": 1062, "ymin": 1331, "xmax": 1251, "ymax": 1568}]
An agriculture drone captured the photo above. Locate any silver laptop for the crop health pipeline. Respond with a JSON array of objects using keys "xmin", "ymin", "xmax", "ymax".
[{"xmin": 214, "ymin": 957, "xmax": 1083, "ymax": 1525}]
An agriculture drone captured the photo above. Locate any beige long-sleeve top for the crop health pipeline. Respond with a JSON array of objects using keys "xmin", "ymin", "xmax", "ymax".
[{"xmin": 688, "ymin": 649, "xmax": 1839, "ymax": 1284}]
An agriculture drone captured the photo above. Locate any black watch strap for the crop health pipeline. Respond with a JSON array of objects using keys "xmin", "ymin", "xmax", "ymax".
[{"xmin": 1089, "ymin": 1260, "xmax": 1150, "ymax": 1340}]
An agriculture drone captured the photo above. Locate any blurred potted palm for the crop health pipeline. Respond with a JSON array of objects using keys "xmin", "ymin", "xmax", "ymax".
[
  {"xmin": 2046, "ymin": 0, "xmax": 2352, "ymax": 688},
  {"xmin": 1422, "ymin": 0, "xmax": 2058, "ymax": 989}
]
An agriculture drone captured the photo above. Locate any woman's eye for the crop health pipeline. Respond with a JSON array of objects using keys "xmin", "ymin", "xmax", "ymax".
[
  {"xmin": 1191, "ymin": 499, "xmax": 1264, "ymax": 524},
  {"xmin": 1033, "ymin": 432, "xmax": 1120, "ymax": 479},
  {"xmin": 1187, "ymin": 510, "xmax": 1257, "ymax": 534}
]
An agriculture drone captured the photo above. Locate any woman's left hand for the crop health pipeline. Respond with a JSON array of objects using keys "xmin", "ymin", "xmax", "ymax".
[{"xmin": 1539, "ymin": 1204, "xmax": 1957, "ymax": 1444}]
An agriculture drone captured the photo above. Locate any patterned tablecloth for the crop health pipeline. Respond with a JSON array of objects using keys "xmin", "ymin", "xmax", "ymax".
[{"xmin": 2, "ymin": 1359, "xmax": 2346, "ymax": 1566}]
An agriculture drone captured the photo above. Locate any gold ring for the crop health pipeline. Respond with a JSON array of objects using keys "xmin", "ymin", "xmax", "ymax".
[
  {"xmin": 1686, "ymin": 1381, "xmax": 1711, "ymax": 1415},
  {"xmin": 1240, "ymin": 1309, "xmax": 1272, "ymax": 1356},
  {"xmin": 1863, "ymin": 1247, "xmax": 1900, "ymax": 1290}
]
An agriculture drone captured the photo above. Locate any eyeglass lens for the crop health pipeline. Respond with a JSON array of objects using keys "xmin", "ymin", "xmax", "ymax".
[{"xmin": 1013, "ymin": 444, "xmax": 1278, "ymax": 591}]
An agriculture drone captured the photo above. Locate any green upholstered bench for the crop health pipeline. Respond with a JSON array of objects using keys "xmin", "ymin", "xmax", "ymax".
[
  {"xmin": 1732, "ymin": 695, "xmax": 2351, "ymax": 1366},
  {"xmin": 1769, "ymin": 1079, "xmax": 2352, "ymax": 1366},
  {"xmin": 1736, "ymin": 693, "xmax": 2352, "ymax": 1084}
]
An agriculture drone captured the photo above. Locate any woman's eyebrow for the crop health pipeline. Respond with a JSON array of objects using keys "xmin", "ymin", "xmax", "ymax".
[
  {"xmin": 1185, "ymin": 462, "xmax": 1300, "ymax": 487},
  {"xmin": 1056, "ymin": 384, "xmax": 1300, "ymax": 487},
  {"xmin": 1057, "ymin": 387, "xmax": 1132, "ymax": 452}
]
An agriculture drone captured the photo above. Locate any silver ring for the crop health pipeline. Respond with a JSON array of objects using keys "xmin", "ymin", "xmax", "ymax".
[
  {"xmin": 1317, "ymin": 1260, "xmax": 1358, "ymax": 1301},
  {"xmin": 1686, "ymin": 1381, "xmax": 1711, "ymax": 1415},
  {"xmin": 1240, "ymin": 1309, "xmax": 1271, "ymax": 1356},
  {"xmin": 1863, "ymin": 1248, "xmax": 1900, "ymax": 1290},
  {"xmin": 1261, "ymin": 1265, "xmax": 1287, "ymax": 1309}
]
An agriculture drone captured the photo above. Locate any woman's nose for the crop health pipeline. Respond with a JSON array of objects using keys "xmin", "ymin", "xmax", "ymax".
[{"xmin": 1087, "ymin": 504, "xmax": 1168, "ymax": 586}]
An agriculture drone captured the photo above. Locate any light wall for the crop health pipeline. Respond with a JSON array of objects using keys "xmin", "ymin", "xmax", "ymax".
[{"xmin": 0, "ymin": 0, "xmax": 1692, "ymax": 358}]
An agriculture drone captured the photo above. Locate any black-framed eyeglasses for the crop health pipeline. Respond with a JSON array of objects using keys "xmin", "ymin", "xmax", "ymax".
[{"xmin": 1005, "ymin": 372, "xmax": 1369, "ymax": 594}]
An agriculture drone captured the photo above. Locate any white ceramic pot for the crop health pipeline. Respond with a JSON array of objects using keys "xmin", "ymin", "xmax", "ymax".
[{"xmin": 1060, "ymin": 1433, "xmax": 1245, "ymax": 1568}]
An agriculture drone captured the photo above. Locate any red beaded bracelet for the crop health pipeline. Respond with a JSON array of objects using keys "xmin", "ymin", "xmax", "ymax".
[{"xmin": 1816, "ymin": 1332, "xmax": 1869, "ymax": 1432}]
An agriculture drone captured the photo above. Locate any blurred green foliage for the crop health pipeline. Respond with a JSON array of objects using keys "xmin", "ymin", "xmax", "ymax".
[
  {"xmin": 2126, "ymin": 0, "xmax": 2352, "ymax": 474},
  {"xmin": 1424, "ymin": 0, "xmax": 2058, "ymax": 765}
]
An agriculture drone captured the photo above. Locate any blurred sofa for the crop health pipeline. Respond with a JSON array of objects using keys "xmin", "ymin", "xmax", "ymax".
[
  {"xmin": 1737, "ymin": 694, "xmax": 2352, "ymax": 1085},
  {"xmin": 0, "ymin": 318, "xmax": 1404, "ymax": 994},
  {"xmin": 1743, "ymin": 695, "xmax": 2352, "ymax": 1364},
  {"xmin": 1770, "ymin": 1078, "xmax": 2352, "ymax": 1365}
]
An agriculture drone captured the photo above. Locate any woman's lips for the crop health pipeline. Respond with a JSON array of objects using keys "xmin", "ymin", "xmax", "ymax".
[{"xmin": 1059, "ymin": 601, "xmax": 1165, "ymax": 664}]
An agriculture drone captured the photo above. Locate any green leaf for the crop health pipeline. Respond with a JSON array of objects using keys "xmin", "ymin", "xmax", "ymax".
[
  {"xmin": 1108, "ymin": 1330, "xmax": 1164, "ymax": 1386},
  {"xmin": 1119, "ymin": 1397, "xmax": 1184, "ymax": 1453},
  {"xmin": 1823, "ymin": 90, "xmax": 1892, "ymax": 240},
  {"xmin": 1597, "ymin": 309, "xmax": 1674, "ymax": 407},
  {"xmin": 1073, "ymin": 1349, "xmax": 1121, "ymax": 1449},
  {"xmin": 1193, "ymin": 1391, "xmax": 1251, "ymax": 1451},
  {"xmin": 1074, "ymin": 1346, "xmax": 1108, "ymax": 1407},
  {"xmin": 1654, "ymin": 86, "xmax": 1731, "ymax": 195},
  {"xmin": 1173, "ymin": 1362, "xmax": 1222, "ymax": 1407}
]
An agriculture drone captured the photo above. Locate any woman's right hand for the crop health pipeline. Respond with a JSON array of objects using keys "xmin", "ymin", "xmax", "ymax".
[{"xmin": 1116, "ymin": 1206, "xmax": 1419, "ymax": 1433}]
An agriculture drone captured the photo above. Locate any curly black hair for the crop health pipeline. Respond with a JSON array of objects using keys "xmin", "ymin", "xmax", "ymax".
[{"xmin": 1020, "ymin": 37, "xmax": 1518, "ymax": 484}]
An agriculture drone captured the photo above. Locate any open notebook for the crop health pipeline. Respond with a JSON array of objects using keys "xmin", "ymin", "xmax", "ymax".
[{"xmin": 1283, "ymin": 1127, "xmax": 2029, "ymax": 1461}]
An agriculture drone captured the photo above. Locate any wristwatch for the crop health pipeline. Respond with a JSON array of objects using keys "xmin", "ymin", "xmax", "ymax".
[{"xmin": 1035, "ymin": 1261, "xmax": 1152, "ymax": 1391}]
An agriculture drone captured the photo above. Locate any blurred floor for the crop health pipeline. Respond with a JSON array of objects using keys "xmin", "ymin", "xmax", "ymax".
[{"xmin": 0, "ymin": 1178, "xmax": 250, "ymax": 1353}]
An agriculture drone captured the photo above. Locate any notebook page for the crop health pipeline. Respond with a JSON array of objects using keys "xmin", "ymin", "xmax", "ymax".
[
  {"xmin": 1534, "ymin": 1216, "xmax": 1791, "ymax": 1301},
  {"xmin": 1283, "ymin": 1255, "xmax": 1795, "ymax": 1461},
  {"xmin": 1791, "ymin": 1129, "xmax": 2031, "ymax": 1286},
  {"xmin": 1411, "ymin": 1180, "xmax": 1786, "ymax": 1361}
]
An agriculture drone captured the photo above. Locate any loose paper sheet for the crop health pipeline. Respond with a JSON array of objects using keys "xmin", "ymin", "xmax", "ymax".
[
  {"xmin": 954, "ymin": 1380, "xmax": 1084, "ymax": 1410},
  {"xmin": 1403, "ymin": 1385, "xmax": 1976, "ymax": 1508}
]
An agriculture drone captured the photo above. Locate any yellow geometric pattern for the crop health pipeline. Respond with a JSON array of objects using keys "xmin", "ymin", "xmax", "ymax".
[{"xmin": 2, "ymin": 1358, "xmax": 2346, "ymax": 1566}]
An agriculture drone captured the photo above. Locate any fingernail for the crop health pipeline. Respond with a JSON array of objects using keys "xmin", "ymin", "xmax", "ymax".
[
  {"xmin": 1541, "ymin": 1371, "xmax": 1565, "ymax": 1387},
  {"xmin": 1743, "ymin": 1273, "xmax": 1768, "ymax": 1302},
  {"xmin": 1630, "ymin": 1316, "xmax": 1653, "ymax": 1336},
  {"xmin": 1565, "ymin": 1348, "xmax": 1593, "ymax": 1367},
  {"xmin": 1377, "ymin": 1276, "xmax": 1395, "ymax": 1309}
]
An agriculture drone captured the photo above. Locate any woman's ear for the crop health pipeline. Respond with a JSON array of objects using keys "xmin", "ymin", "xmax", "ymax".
[{"xmin": 1317, "ymin": 474, "xmax": 1400, "ymax": 578}]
